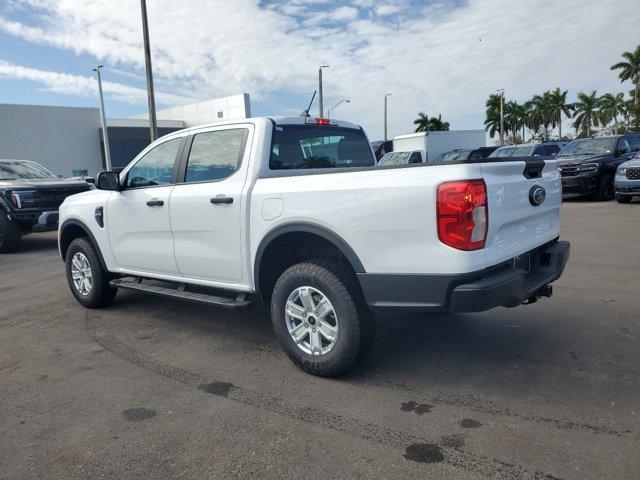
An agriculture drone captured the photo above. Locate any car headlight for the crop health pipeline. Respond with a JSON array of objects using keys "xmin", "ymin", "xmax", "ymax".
[
  {"xmin": 9, "ymin": 190, "xmax": 39, "ymax": 209},
  {"xmin": 577, "ymin": 163, "xmax": 599, "ymax": 173},
  {"xmin": 617, "ymin": 167, "xmax": 627, "ymax": 176}
]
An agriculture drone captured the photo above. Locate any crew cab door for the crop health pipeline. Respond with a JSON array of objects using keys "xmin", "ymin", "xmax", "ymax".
[
  {"xmin": 169, "ymin": 125, "xmax": 251, "ymax": 284},
  {"xmin": 106, "ymin": 137, "xmax": 183, "ymax": 276}
]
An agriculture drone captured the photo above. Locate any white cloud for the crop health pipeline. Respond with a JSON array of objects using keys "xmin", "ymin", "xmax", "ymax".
[{"xmin": 0, "ymin": 0, "xmax": 639, "ymax": 139}]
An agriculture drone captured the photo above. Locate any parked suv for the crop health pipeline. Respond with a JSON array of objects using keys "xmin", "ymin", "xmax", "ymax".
[
  {"xmin": 432, "ymin": 147, "xmax": 498, "ymax": 163},
  {"xmin": 0, "ymin": 159, "xmax": 92, "ymax": 252},
  {"xmin": 614, "ymin": 151, "xmax": 640, "ymax": 203},
  {"xmin": 488, "ymin": 142, "xmax": 568, "ymax": 158},
  {"xmin": 557, "ymin": 134, "xmax": 640, "ymax": 201}
]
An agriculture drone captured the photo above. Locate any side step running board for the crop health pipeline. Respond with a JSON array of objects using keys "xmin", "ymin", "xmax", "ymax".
[{"xmin": 110, "ymin": 278, "xmax": 251, "ymax": 310}]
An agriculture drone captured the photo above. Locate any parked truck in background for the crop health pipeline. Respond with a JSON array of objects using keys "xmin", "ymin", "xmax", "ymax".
[
  {"xmin": 392, "ymin": 130, "xmax": 486, "ymax": 163},
  {"xmin": 58, "ymin": 117, "xmax": 570, "ymax": 377}
]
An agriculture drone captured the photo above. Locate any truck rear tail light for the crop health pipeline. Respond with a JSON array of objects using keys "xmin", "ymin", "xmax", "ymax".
[
  {"xmin": 437, "ymin": 179, "xmax": 487, "ymax": 251},
  {"xmin": 314, "ymin": 118, "xmax": 331, "ymax": 125}
]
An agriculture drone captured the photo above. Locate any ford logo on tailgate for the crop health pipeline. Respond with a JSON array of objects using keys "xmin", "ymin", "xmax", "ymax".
[{"xmin": 529, "ymin": 185, "xmax": 546, "ymax": 206}]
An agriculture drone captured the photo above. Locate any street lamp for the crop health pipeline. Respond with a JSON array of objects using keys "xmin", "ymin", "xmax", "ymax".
[
  {"xmin": 318, "ymin": 65, "xmax": 330, "ymax": 118},
  {"xmin": 140, "ymin": 0, "xmax": 158, "ymax": 142},
  {"xmin": 327, "ymin": 99, "xmax": 350, "ymax": 118},
  {"xmin": 497, "ymin": 88, "xmax": 505, "ymax": 146},
  {"xmin": 384, "ymin": 93, "xmax": 392, "ymax": 140},
  {"xmin": 92, "ymin": 65, "xmax": 112, "ymax": 171}
]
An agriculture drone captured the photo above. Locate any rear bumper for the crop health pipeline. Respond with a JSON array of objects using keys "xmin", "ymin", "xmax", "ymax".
[{"xmin": 358, "ymin": 240, "xmax": 570, "ymax": 313}]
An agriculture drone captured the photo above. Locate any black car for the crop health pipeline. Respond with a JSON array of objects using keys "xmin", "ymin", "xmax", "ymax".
[
  {"xmin": 0, "ymin": 159, "xmax": 93, "ymax": 252},
  {"xmin": 556, "ymin": 134, "xmax": 640, "ymax": 201}
]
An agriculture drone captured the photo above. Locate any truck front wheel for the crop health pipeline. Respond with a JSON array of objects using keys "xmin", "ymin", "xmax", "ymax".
[
  {"xmin": 65, "ymin": 237, "xmax": 117, "ymax": 308},
  {"xmin": 271, "ymin": 259, "xmax": 374, "ymax": 377},
  {"xmin": 0, "ymin": 210, "xmax": 22, "ymax": 253}
]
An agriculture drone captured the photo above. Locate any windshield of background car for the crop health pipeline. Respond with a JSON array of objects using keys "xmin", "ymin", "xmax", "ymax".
[
  {"xmin": 432, "ymin": 150, "xmax": 471, "ymax": 163},
  {"xmin": 270, "ymin": 125, "xmax": 375, "ymax": 169},
  {"xmin": 0, "ymin": 161, "xmax": 57, "ymax": 180},
  {"xmin": 378, "ymin": 151, "xmax": 413, "ymax": 166},
  {"xmin": 488, "ymin": 145, "xmax": 532, "ymax": 157},
  {"xmin": 558, "ymin": 138, "xmax": 616, "ymax": 156}
]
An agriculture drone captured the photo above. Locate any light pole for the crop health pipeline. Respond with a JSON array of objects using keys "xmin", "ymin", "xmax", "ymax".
[
  {"xmin": 384, "ymin": 93, "xmax": 392, "ymax": 140},
  {"xmin": 318, "ymin": 65, "xmax": 330, "ymax": 118},
  {"xmin": 327, "ymin": 99, "xmax": 349, "ymax": 118},
  {"xmin": 140, "ymin": 0, "xmax": 158, "ymax": 142},
  {"xmin": 497, "ymin": 88, "xmax": 505, "ymax": 146},
  {"xmin": 92, "ymin": 65, "xmax": 111, "ymax": 171}
]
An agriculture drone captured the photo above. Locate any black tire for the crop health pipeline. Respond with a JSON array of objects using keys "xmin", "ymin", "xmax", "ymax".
[
  {"xmin": 271, "ymin": 258, "xmax": 374, "ymax": 377},
  {"xmin": 0, "ymin": 209, "xmax": 22, "ymax": 253},
  {"xmin": 594, "ymin": 172, "xmax": 614, "ymax": 201},
  {"xmin": 615, "ymin": 195, "xmax": 632, "ymax": 204},
  {"xmin": 65, "ymin": 237, "xmax": 117, "ymax": 308}
]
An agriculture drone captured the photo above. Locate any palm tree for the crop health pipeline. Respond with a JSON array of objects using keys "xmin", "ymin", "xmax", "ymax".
[
  {"xmin": 611, "ymin": 44, "xmax": 640, "ymax": 129},
  {"xmin": 598, "ymin": 93, "xmax": 626, "ymax": 134},
  {"xmin": 572, "ymin": 91, "xmax": 601, "ymax": 137},
  {"xmin": 548, "ymin": 88, "xmax": 573, "ymax": 139},
  {"xmin": 528, "ymin": 92, "xmax": 554, "ymax": 141},
  {"xmin": 413, "ymin": 113, "xmax": 449, "ymax": 132},
  {"xmin": 504, "ymin": 101, "xmax": 529, "ymax": 143},
  {"xmin": 484, "ymin": 93, "xmax": 502, "ymax": 139}
]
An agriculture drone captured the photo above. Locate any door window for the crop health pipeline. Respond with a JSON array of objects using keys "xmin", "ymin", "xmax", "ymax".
[
  {"xmin": 184, "ymin": 129, "xmax": 247, "ymax": 183},
  {"xmin": 125, "ymin": 138, "xmax": 182, "ymax": 188},
  {"xmin": 617, "ymin": 138, "xmax": 632, "ymax": 154}
]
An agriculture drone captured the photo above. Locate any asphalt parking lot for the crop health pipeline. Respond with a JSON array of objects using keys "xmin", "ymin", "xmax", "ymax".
[{"xmin": 1, "ymin": 198, "xmax": 639, "ymax": 480}]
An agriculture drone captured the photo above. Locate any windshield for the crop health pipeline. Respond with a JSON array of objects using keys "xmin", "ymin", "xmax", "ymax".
[
  {"xmin": 488, "ymin": 145, "xmax": 533, "ymax": 158},
  {"xmin": 558, "ymin": 138, "xmax": 616, "ymax": 156},
  {"xmin": 270, "ymin": 125, "xmax": 375, "ymax": 170},
  {"xmin": 0, "ymin": 160, "xmax": 57, "ymax": 180},
  {"xmin": 432, "ymin": 150, "xmax": 471, "ymax": 163},
  {"xmin": 378, "ymin": 151, "xmax": 413, "ymax": 166}
]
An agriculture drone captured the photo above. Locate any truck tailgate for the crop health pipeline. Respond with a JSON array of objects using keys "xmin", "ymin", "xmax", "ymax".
[{"xmin": 480, "ymin": 160, "xmax": 562, "ymax": 266}]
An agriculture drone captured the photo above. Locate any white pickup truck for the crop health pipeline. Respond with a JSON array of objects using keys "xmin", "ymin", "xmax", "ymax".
[{"xmin": 59, "ymin": 116, "xmax": 570, "ymax": 376}]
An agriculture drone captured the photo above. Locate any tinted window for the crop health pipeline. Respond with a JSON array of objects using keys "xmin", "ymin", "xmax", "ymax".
[
  {"xmin": 270, "ymin": 125, "xmax": 374, "ymax": 170},
  {"xmin": 488, "ymin": 145, "xmax": 533, "ymax": 158},
  {"xmin": 534, "ymin": 145, "xmax": 560, "ymax": 156},
  {"xmin": 617, "ymin": 138, "xmax": 631, "ymax": 154},
  {"xmin": 378, "ymin": 151, "xmax": 419, "ymax": 166},
  {"xmin": 185, "ymin": 129, "xmax": 246, "ymax": 183},
  {"xmin": 125, "ymin": 138, "xmax": 181, "ymax": 188},
  {"xmin": 558, "ymin": 138, "xmax": 616, "ymax": 156},
  {"xmin": 628, "ymin": 136, "xmax": 640, "ymax": 152}
]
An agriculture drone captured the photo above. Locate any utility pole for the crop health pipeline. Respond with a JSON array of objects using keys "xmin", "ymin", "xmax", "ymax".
[
  {"xmin": 384, "ymin": 93, "xmax": 392, "ymax": 140},
  {"xmin": 140, "ymin": 0, "xmax": 158, "ymax": 141},
  {"xmin": 318, "ymin": 65, "xmax": 329, "ymax": 118},
  {"xmin": 92, "ymin": 65, "xmax": 111, "ymax": 171},
  {"xmin": 497, "ymin": 89, "xmax": 505, "ymax": 146}
]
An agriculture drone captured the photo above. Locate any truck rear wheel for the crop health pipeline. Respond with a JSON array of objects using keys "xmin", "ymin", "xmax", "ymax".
[
  {"xmin": 0, "ymin": 210, "xmax": 22, "ymax": 253},
  {"xmin": 271, "ymin": 259, "xmax": 374, "ymax": 377},
  {"xmin": 65, "ymin": 237, "xmax": 117, "ymax": 308}
]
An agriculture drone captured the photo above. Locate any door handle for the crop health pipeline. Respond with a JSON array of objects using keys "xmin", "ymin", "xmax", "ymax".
[
  {"xmin": 210, "ymin": 195, "xmax": 233, "ymax": 205},
  {"xmin": 146, "ymin": 199, "xmax": 164, "ymax": 207}
]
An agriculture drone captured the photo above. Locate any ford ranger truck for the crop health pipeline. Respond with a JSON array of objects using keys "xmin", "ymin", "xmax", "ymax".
[{"xmin": 58, "ymin": 117, "xmax": 570, "ymax": 377}]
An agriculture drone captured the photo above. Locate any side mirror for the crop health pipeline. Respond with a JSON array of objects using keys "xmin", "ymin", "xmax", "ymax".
[{"xmin": 96, "ymin": 171, "xmax": 121, "ymax": 191}]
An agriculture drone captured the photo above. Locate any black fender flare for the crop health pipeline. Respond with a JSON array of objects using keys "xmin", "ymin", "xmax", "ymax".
[
  {"xmin": 253, "ymin": 221, "xmax": 366, "ymax": 293},
  {"xmin": 59, "ymin": 219, "xmax": 108, "ymax": 270}
]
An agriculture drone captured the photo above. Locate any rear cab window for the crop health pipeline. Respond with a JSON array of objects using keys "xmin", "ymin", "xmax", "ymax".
[{"xmin": 269, "ymin": 124, "xmax": 375, "ymax": 170}]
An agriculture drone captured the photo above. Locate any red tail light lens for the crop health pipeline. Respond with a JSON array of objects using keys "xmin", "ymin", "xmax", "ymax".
[
  {"xmin": 437, "ymin": 180, "xmax": 488, "ymax": 251},
  {"xmin": 314, "ymin": 118, "xmax": 331, "ymax": 125}
]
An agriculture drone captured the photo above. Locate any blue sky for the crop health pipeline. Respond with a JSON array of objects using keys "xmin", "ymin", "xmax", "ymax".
[{"xmin": 1, "ymin": 0, "xmax": 639, "ymax": 139}]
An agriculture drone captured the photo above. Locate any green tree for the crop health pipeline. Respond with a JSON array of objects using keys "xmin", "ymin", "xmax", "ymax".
[
  {"xmin": 504, "ymin": 101, "xmax": 529, "ymax": 143},
  {"xmin": 484, "ymin": 93, "xmax": 502, "ymax": 139},
  {"xmin": 413, "ymin": 113, "xmax": 449, "ymax": 132},
  {"xmin": 598, "ymin": 92, "xmax": 626, "ymax": 134},
  {"xmin": 548, "ymin": 88, "xmax": 573, "ymax": 139},
  {"xmin": 572, "ymin": 91, "xmax": 601, "ymax": 137},
  {"xmin": 528, "ymin": 92, "xmax": 555, "ymax": 141},
  {"xmin": 611, "ymin": 44, "xmax": 640, "ymax": 129}
]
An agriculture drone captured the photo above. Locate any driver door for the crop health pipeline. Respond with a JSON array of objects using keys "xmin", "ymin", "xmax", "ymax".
[{"xmin": 106, "ymin": 136, "xmax": 184, "ymax": 276}]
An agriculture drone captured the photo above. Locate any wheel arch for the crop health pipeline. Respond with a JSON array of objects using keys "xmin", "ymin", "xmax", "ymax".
[
  {"xmin": 254, "ymin": 222, "xmax": 366, "ymax": 298},
  {"xmin": 59, "ymin": 219, "xmax": 108, "ymax": 270}
]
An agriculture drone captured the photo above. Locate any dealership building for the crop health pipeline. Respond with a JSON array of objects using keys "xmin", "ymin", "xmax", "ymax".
[{"xmin": 0, "ymin": 93, "xmax": 251, "ymax": 177}]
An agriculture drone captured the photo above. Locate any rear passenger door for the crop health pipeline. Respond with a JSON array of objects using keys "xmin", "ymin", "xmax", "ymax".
[{"xmin": 169, "ymin": 125, "xmax": 251, "ymax": 284}]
